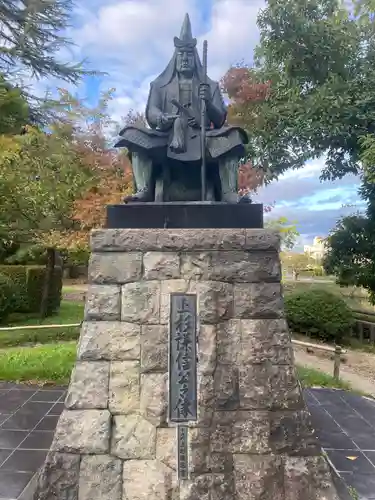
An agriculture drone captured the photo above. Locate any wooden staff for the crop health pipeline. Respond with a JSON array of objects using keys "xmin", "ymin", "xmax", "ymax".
[{"xmin": 201, "ymin": 40, "xmax": 208, "ymax": 201}]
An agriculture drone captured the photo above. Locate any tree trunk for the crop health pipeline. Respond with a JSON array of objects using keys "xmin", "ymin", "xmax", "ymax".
[{"xmin": 40, "ymin": 247, "xmax": 56, "ymax": 318}]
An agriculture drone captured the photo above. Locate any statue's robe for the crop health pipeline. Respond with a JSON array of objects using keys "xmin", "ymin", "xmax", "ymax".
[{"xmin": 115, "ymin": 51, "xmax": 248, "ymax": 164}]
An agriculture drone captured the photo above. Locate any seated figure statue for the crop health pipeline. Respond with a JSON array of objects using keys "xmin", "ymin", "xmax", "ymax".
[{"xmin": 115, "ymin": 13, "xmax": 248, "ymax": 203}]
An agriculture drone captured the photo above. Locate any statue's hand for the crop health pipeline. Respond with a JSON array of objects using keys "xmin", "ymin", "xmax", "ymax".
[
  {"xmin": 199, "ymin": 83, "xmax": 211, "ymax": 102},
  {"xmin": 160, "ymin": 114, "xmax": 176, "ymax": 127},
  {"xmin": 188, "ymin": 116, "xmax": 198, "ymax": 127}
]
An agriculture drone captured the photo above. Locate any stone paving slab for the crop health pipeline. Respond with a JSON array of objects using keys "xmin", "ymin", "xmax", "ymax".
[
  {"xmin": 307, "ymin": 388, "xmax": 375, "ymax": 499},
  {"xmin": 0, "ymin": 383, "xmax": 65, "ymax": 500},
  {"xmin": 0, "ymin": 383, "xmax": 374, "ymax": 499}
]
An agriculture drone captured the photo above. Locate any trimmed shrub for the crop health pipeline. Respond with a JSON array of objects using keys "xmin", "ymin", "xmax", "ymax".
[
  {"xmin": 0, "ymin": 265, "xmax": 62, "ymax": 315},
  {"xmin": 285, "ymin": 288, "xmax": 354, "ymax": 343},
  {"xmin": 0, "ymin": 266, "xmax": 29, "ymax": 311},
  {"xmin": 27, "ymin": 266, "xmax": 62, "ymax": 314},
  {"xmin": 312, "ymin": 266, "xmax": 324, "ymax": 277},
  {"xmin": 0, "ymin": 273, "xmax": 17, "ymax": 322}
]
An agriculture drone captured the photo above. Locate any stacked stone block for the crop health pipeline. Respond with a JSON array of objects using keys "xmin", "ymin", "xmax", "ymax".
[{"xmin": 33, "ymin": 228, "xmax": 339, "ymax": 500}]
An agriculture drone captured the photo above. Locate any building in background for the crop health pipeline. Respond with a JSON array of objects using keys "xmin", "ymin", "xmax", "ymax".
[{"xmin": 304, "ymin": 237, "xmax": 326, "ymax": 261}]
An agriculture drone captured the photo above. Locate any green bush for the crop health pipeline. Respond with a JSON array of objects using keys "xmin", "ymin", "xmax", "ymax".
[
  {"xmin": 67, "ymin": 247, "xmax": 90, "ymax": 267},
  {"xmin": 285, "ymin": 288, "xmax": 354, "ymax": 343},
  {"xmin": 312, "ymin": 266, "xmax": 324, "ymax": 277},
  {"xmin": 5, "ymin": 244, "xmax": 47, "ymax": 265},
  {"xmin": 0, "ymin": 265, "xmax": 62, "ymax": 315},
  {"xmin": 0, "ymin": 273, "xmax": 17, "ymax": 322},
  {"xmin": 0, "ymin": 265, "xmax": 29, "ymax": 311},
  {"xmin": 27, "ymin": 266, "xmax": 62, "ymax": 314}
]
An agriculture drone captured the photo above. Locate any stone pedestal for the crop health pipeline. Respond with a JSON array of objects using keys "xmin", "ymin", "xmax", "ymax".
[{"xmin": 32, "ymin": 229, "xmax": 339, "ymax": 500}]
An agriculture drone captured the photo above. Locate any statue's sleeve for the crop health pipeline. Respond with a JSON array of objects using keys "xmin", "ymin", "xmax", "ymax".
[
  {"xmin": 145, "ymin": 83, "xmax": 163, "ymax": 129},
  {"xmin": 207, "ymin": 84, "xmax": 227, "ymax": 129}
]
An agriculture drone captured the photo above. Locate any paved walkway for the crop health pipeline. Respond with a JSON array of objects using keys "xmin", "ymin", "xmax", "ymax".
[
  {"xmin": 0, "ymin": 384, "xmax": 375, "ymax": 499},
  {"xmin": 0, "ymin": 383, "xmax": 65, "ymax": 500},
  {"xmin": 307, "ymin": 388, "xmax": 375, "ymax": 499}
]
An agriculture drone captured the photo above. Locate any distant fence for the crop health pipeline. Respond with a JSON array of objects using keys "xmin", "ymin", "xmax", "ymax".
[
  {"xmin": 0, "ymin": 323, "xmax": 81, "ymax": 331},
  {"xmin": 292, "ymin": 340, "xmax": 344, "ymax": 380},
  {"xmin": 0, "ymin": 322, "xmax": 344, "ymax": 381}
]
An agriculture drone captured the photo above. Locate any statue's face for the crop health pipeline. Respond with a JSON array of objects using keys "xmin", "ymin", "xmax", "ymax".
[{"xmin": 176, "ymin": 49, "xmax": 195, "ymax": 77}]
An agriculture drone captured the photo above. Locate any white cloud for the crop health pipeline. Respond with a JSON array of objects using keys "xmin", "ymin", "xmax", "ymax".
[
  {"xmin": 198, "ymin": 0, "xmax": 264, "ymax": 79},
  {"xmin": 24, "ymin": 0, "xmax": 264, "ymax": 123},
  {"xmin": 66, "ymin": 0, "xmax": 263, "ymax": 120},
  {"xmin": 21, "ymin": 0, "xmax": 362, "ymax": 238}
]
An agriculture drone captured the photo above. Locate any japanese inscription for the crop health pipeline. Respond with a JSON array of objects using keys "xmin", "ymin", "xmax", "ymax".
[
  {"xmin": 169, "ymin": 293, "xmax": 197, "ymax": 423},
  {"xmin": 177, "ymin": 426, "xmax": 189, "ymax": 480}
]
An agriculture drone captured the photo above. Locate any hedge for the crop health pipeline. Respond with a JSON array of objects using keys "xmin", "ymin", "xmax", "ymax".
[
  {"xmin": 0, "ymin": 266, "xmax": 29, "ymax": 312},
  {"xmin": 0, "ymin": 265, "xmax": 62, "ymax": 316},
  {"xmin": 285, "ymin": 288, "xmax": 354, "ymax": 343},
  {"xmin": 0, "ymin": 273, "xmax": 17, "ymax": 322}
]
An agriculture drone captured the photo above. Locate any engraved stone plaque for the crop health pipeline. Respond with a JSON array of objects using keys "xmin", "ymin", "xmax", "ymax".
[
  {"xmin": 177, "ymin": 426, "xmax": 189, "ymax": 480},
  {"xmin": 169, "ymin": 293, "xmax": 197, "ymax": 423}
]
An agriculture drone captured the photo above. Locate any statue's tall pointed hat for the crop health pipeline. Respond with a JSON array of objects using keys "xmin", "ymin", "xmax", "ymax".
[
  {"xmin": 174, "ymin": 13, "xmax": 197, "ymax": 49},
  {"xmin": 150, "ymin": 12, "xmax": 205, "ymax": 89}
]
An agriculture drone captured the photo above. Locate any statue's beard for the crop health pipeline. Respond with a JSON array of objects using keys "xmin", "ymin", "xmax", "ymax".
[{"xmin": 177, "ymin": 66, "xmax": 194, "ymax": 78}]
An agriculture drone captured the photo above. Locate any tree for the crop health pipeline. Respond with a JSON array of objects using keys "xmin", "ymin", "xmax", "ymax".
[
  {"xmin": 0, "ymin": 76, "xmax": 29, "ymax": 134},
  {"xmin": 0, "ymin": 0, "xmax": 95, "ymax": 123},
  {"xmin": 324, "ymin": 134, "xmax": 375, "ymax": 302},
  {"xmin": 50, "ymin": 90, "xmax": 133, "ymax": 251},
  {"xmin": 323, "ymin": 215, "xmax": 367, "ymax": 286},
  {"xmin": 265, "ymin": 216, "xmax": 299, "ymax": 249},
  {"xmin": 222, "ymin": 0, "xmax": 375, "ymax": 181},
  {"xmin": 221, "ymin": 67, "xmax": 270, "ymax": 193},
  {"xmin": 0, "ymin": 87, "xmax": 133, "ymax": 313},
  {"xmin": 0, "ymin": 125, "xmax": 93, "ymax": 315},
  {"xmin": 282, "ymin": 252, "xmax": 312, "ymax": 281}
]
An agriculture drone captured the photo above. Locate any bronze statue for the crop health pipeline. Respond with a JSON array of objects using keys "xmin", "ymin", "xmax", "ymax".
[{"xmin": 115, "ymin": 13, "xmax": 248, "ymax": 203}]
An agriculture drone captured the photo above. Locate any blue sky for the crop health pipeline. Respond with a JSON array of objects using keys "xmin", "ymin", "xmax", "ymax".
[{"xmin": 31, "ymin": 0, "xmax": 363, "ymax": 247}]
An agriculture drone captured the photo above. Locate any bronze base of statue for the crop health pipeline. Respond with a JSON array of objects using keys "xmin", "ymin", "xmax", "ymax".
[{"xmin": 106, "ymin": 202, "xmax": 263, "ymax": 229}]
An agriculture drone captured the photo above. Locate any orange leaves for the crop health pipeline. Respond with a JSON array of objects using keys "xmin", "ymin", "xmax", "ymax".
[
  {"xmin": 72, "ymin": 151, "xmax": 132, "ymax": 236},
  {"xmin": 221, "ymin": 66, "xmax": 271, "ymax": 130},
  {"xmin": 221, "ymin": 66, "xmax": 271, "ymax": 104},
  {"xmin": 238, "ymin": 160, "xmax": 265, "ymax": 195}
]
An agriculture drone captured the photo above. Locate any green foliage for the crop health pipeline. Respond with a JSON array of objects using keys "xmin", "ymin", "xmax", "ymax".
[
  {"xmin": 0, "ymin": 342, "xmax": 76, "ymax": 384},
  {"xmin": 27, "ymin": 267, "xmax": 62, "ymax": 314},
  {"xmin": 281, "ymin": 252, "xmax": 313, "ymax": 276},
  {"xmin": 0, "ymin": 266, "xmax": 29, "ymax": 312},
  {"xmin": 0, "ymin": 0, "xmax": 97, "ymax": 123},
  {"xmin": 0, "ymin": 76, "xmax": 29, "ymax": 134},
  {"xmin": 0, "ymin": 88, "xmax": 130, "ymax": 261},
  {"xmin": 0, "ymin": 325, "xmax": 80, "ymax": 348},
  {"xmin": 297, "ymin": 365, "xmax": 351, "ymax": 390},
  {"xmin": 4, "ymin": 244, "xmax": 47, "ymax": 265},
  {"xmin": 0, "ymin": 273, "xmax": 17, "ymax": 322},
  {"xmin": 347, "ymin": 486, "xmax": 359, "ymax": 500},
  {"xmin": 285, "ymin": 288, "xmax": 355, "ymax": 342},
  {"xmin": 1, "ymin": 300, "xmax": 83, "ymax": 348},
  {"xmin": 67, "ymin": 247, "xmax": 90, "ymax": 267},
  {"xmin": 0, "ymin": 265, "xmax": 62, "ymax": 315},
  {"xmin": 0, "ymin": 127, "xmax": 93, "ymax": 246},
  {"xmin": 227, "ymin": 0, "xmax": 375, "ymax": 181},
  {"xmin": 312, "ymin": 266, "xmax": 324, "ymax": 277},
  {"xmin": 324, "ymin": 134, "xmax": 375, "ymax": 303},
  {"xmin": 265, "ymin": 216, "xmax": 300, "ymax": 249},
  {"xmin": 324, "ymin": 215, "xmax": 367, "ymax": 287}
]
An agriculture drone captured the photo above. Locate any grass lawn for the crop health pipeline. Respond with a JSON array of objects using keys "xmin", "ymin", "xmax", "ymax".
[
  {"xmin": 0, "ymin": 341, "xmax": 354, "ymax": 389},
  {"xmin": 0, "ymin": 301, "xmax": 84, "ymax": 348},
  {"xmin": 297, "ymin": 366, "xmax": 351, "ymax": 390},
  {"xmin": 0, "ymin": 342, "xmax": 77, "ymax": 385},
  {"xmin": 62, "ymin": 285, "xmax": 87, "ymax": 294}
]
